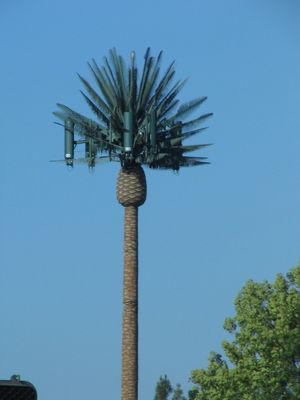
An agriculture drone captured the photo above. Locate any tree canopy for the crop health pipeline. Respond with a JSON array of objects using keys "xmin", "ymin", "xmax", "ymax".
[
  {"xmin": 190, "ymin": 265, "xmax": 300, "ymax": 400},
  {"xmin": 154, "ymin": 375, "xmax": 186, "ymax": 400}
]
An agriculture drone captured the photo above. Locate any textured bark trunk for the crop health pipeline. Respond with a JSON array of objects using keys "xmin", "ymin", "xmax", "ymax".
[
  {"xmin": 117, "ymin": 165, "xmax": 146, "ymax": 400},
  {"xmin": 122, "ymin": 205, "xmax": 138, "ymax": 400}
]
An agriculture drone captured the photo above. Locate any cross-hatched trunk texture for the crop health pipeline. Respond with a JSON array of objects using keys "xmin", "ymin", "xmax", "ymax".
[
  {"xmin": 116, "ymin": 164, "xmax": 146, "ymax": 400},
  {"xmin": 117, "ymin": 164, "xmax": 147, "ymax": 208},
  {"xmin": 122, "ymin": 205, "xmax": 138, "ymax": 400}
]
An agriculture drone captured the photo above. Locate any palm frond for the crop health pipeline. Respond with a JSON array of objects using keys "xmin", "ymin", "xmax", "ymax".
[
  {"xmin": 79, "ymin": 90, "xmax": 109, "ymax": 125},
  {"xmin": 128, "ymin": 52, "xmax": 138, "ymax": 112},
  {"xmin": 55, "ymin": 103, "xmax": 105, "ymax": 133},
  {"xmin": 175, "ymin": 144, "xmax": 212, "ymax": 153},
  {"xmin": 182, "ymin": 126, "xmax": 208, "ymax": 135},
  {"xmin": 77, "ymin": 73, "xmax": 111, "ymax": 117},
  {"xmin": 181, "ymin": 113, "xmax": 213, "ymax": 129},
  {"xmin": 53, "ymin": 111, "xmax": 67, "ymax": 122},
  {"xmin": 137, "ymin": 51, "xmax": 162, "ymax": 113},
  {"xmin": 54, "ymin": 48, "xmax": 212, "ymax": 170},
  {"xmin": 158, "ymin": 99, "xmax": 180, "ymax": 121},
  {"xmin": 88, "ymin": 61, "xmax": 118, "ymax": 110},
  {"xmin": 156, "ymin": 78, "xmax": 186, "ymax": 120},
  {"xmin": 180, "ymin": 156, "xmax": 210, "ymax": 167},
  {"xmin": 109, "ymin": 48, "xmax": 127, "ymax": 111},
  {"xmin": 169, "ymin": 97, "xmax": 207, "ymax": 122},
  {"xmin": 136, "ymin": 47, "xmax": 151, "ymax": 108},
  {"xmin": 153, "ymin": 60, "xmax": 176, "ymax": 103},
  {"xmin": 137, "ymin": 52, "xmax": 155, "ymax": 113},
  {"xmin": 169, "ymin": 130, "xmax": 209, "ymax": 145},
  {"xmin": 102, "ymin": 57, "xmax": 120, "ymax": 97}
]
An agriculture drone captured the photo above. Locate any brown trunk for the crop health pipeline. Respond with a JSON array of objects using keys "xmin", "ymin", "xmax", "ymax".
[
  {"xmin": 116, "ymin": 165, "xmax": 146, "ymax": 400},
  {"xmin": 122, "ymin": 205, "xmax": 138, "ymax": 400}
]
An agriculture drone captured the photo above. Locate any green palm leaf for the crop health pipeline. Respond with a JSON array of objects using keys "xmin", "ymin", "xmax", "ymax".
[
  {"xmin": 180, "ymin": 156, "xmax": 210, "ymax": 167},
  {"xmin": 169, "ymin": 97, "xmax": 208, "ymax": 122},
  {"xmin": 54, "ymin": 48, "xmax": 212, "ymax": 171},
  {"xmin": 136, "ymin": 52, "xmax": 155, "ymax": 113},
  {"xmin": 78, "ymin": 73, "xmax": 111, "ymax": 117},
  {"xmin": 138, "ymin": 51, "xmax": 162, "ymax": 114},
  {"xmin": 156, "ymin": 79, "xmax": 186, "ymax": 120},
  {"xmin": 103, "ymin": 56, "xmax": 120, "ymax": 96},
  {"xmin": 176, "ymin": 144, "xmax": 212, "ymax": 153},
  {"xmin": 181, "ymin": 113, "xmax": 213, "ymax": 129},
  {"xmin": 128, "ymin": 52, "xmax": 138, "ymax": 112},
  {"xmin": 88, "ymin": 61, "xmax": 118, "ymax": 110},
  {"xmin": 153, "ymin": 60, "xmax": 176, "ymax": 103},
  {"xmin": 55, "ymin": 103, "xmax": 99, "ymax": 127},
  {"xmin": 79, "ymin": 90, "xmax": 109, "ymax": 125},
  {"xmin": 109, "ymin": 48, "xmax": 127, "ymax": 111}
]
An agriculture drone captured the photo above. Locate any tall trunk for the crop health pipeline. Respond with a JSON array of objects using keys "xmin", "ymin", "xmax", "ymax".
[
  {"xmin": 122, "ymin": 205, "xmax": 138, "ymax": 400},
  {"xmin": 116, "ymin": 164, "xmax": 146, "ymax": 400}
]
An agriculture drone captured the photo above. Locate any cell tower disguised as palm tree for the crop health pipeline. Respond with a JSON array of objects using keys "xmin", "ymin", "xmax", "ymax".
[{"xmin": 54, "ymin": 48, "xmax": 212, "ymax": 400}]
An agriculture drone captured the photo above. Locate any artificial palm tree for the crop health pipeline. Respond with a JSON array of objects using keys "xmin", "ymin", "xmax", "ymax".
[{"xmin": 54, "ymin": 48, "xmax": 212, "ymax": 400}]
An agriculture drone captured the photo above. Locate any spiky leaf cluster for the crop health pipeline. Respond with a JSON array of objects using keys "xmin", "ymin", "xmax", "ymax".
[{"xmin": 54, "ymin": 48, "xmax": 212, "ymax": 170}]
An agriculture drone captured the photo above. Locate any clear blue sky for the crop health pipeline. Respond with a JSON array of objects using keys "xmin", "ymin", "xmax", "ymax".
[{"xmin": 1, "ymin": 0, "xmax": 299, "ymax": 399}]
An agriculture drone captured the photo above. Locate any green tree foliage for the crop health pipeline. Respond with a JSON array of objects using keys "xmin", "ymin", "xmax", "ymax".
[
  {"xmin": 154, "ymin": 375, "xmax": 173, "ymax": 400},
  {"xmin": 172, "ymin": 383, "xmax": 187, "ymax": 400},
  {"xmin": 154, "ymin": 375, "xmax": 187, "ymax": 400},
  {"xmin": 190, "ymin": 265, "xmax": 300, "ymax": 400}
]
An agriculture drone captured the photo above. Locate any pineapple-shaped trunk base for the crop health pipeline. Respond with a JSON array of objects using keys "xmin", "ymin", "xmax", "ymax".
[
  {"xmin": 116, "ymin": 164, "xmax": 147, "ymax": 400},
  {"xmin": 117, "ymin": 164, "xmax": 147, "ymax": 207}
]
